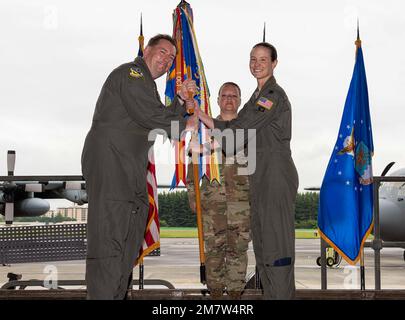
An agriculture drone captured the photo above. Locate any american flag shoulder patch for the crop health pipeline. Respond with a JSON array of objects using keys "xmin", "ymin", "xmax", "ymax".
[{"xmin": 256, "ymin": 97, "xmax": 274, "ymax": 111}]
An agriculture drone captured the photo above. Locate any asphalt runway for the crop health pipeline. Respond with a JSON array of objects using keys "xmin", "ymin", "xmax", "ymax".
[{"xmin": 1, "ymin": 238, "xmax": 405, "ymax": 290}]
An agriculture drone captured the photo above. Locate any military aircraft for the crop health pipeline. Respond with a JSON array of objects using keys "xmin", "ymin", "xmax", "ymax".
[
  {"xmin": 0, "ymin": 150, "xmax": 184, "ymax": 225},
  {"xmin": 378, "ymin": 165, "xmax": 405, "ymax": 244},
  {"xmin": 310, "ymin": 162, "xmax": 405, "ymax": 266},
  {"xmin": 0, "ymin": 150, "xmax": 87, "ymax": 224}
]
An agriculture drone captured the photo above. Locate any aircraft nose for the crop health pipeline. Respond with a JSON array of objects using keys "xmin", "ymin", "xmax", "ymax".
[{"xmin": 379, "ymin": 198, "xmax": 405, "ymax": 241}]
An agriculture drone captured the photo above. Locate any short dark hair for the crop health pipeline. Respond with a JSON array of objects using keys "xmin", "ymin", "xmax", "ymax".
[
  {"xmin": 218, "ymin": 82, "xmax": 241, "ymax": 97},
  {"xmin": 252, "ymin": 42, "xmax": 277, "ymax": 62},
  {"xmin": 147, "ymin": 34, "xmax": 178, "ymax": 53}
]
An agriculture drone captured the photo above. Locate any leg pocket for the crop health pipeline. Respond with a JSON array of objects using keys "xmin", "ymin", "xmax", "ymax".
[
  {"xmin": 87, "ymin": 200, "xmax": 133, "ymax": 258},
  {"xmin": 106, "ymin": 200, "xmax": 146, "ymax": 255},
  {"xmin": 263, "ymin": 262, "xmax": 295, "ymax": 300}
]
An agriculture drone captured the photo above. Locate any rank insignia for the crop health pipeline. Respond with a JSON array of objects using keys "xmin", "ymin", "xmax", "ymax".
[
  {"xmin": 256, "ymin": 97, "xmax": 274, "ymax": 111},
  {"xmin": 129, "ymin": 67, "xmax": 143, "ymax": 79}
]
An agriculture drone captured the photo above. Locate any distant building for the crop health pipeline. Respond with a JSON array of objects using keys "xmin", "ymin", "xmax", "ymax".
[
  {"xmin": 56, "ymin": 205, "xmax": 88, "ymax": 222},
  {"xmin": 44, "ymin": 210, "xmax": 56, "ymax": 218}
]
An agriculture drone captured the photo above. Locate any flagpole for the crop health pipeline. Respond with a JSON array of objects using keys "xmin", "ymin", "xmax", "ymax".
[
  {"xmin": 263, "ymin": 22, "xmax": 266, "ymax": 42},
  {"xmin": 193, "ymin": 155, "xmax": 206, "ymax": 284},
  {"xmin": 137, "ymin": 12, "xmax": 145, "ymax": 292},
  {"xmin": 356, "ymin": 21, "xmax": 366, "ymax": 291},
  {"xmin": 170, "ymin": 0, "xmax": 208, "ymax": 284},
  {"xmin": 139, "ymin": 259, "xmax": 144, "ymax": 289},
  {"xmin": 355, "ymin": 18, "xmax": 361, "ymax": 54},
  {"xmin": 182, "ymin": 1, "xmax": 206, "ymax": 283},
  {"xmin": 138, "ymin": 13, "xmax": 144, "ymax": 57},
  {"xmin": 360, "ymin": 248, "xmax": 365, "ymax": 290},
  {"xmin": 356, "ymin": 20, "xmax": 367, "ymax": 291},
  {"xmin": 136, "ymin": 14, "xmax": 155, "ymax": 292},
  {"xmin": 188, "ymin": 97, "xmax": 206, "ymax": 284}
]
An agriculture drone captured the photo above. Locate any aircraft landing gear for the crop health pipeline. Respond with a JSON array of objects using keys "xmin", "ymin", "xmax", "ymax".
[{"xmin": 316, "ymin": 248, "xmax": 342, "ymax": 268}]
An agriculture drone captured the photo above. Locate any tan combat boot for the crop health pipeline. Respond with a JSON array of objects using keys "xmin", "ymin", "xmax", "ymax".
[
  {"xmin": 209, "ymin": 288, "xmax": 224, "ymax": 300},
  {"xmin": 227, "ymin": 291, "xmax": 242, "ymax": 300}
]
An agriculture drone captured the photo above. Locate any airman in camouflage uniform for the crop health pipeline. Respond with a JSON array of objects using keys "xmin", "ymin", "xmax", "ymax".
[{"xmin": 187, "ymin": 82, "xmax": 250, "ymax": 300}]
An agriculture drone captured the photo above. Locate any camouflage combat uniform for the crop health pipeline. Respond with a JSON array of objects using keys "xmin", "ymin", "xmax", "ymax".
[{"xmin": 187, "ymin": 116, "xmax": 250, "ymax": 293}]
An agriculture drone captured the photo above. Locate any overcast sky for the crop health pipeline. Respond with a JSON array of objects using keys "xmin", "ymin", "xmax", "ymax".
[{"xmin": 1, "ymin": 0, "xmax": 405, "ymax": 201}]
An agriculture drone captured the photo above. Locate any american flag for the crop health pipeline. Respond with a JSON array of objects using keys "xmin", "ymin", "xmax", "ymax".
[
  {"xmin": 257, "ymin": 97, "xmax": 274, "ymax": 110},
  {"xmin": 135, "ymin": 152, "xmax": 160, "ymax": 264},
  {"xmin": 134, "ymin": 15, "xmax": 160, "ymax": 265}
]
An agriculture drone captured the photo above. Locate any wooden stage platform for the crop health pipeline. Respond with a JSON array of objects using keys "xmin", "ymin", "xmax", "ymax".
[{"xmin": 1, "ymin": 289, "xmax": 405, "ymax": 300}]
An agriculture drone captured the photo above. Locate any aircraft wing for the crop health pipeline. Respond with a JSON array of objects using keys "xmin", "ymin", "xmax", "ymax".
[{"xmin": 304, "ymin": 187, "xmax": 321, "ymax": 191}]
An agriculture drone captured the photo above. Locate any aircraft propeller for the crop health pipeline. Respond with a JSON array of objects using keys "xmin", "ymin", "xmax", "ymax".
[
  {"xmin": 4, "ymin": 150, "xmax": 16, "ymax": 224},
  {"xmin": 1, "ymin": 150, "xmax": 46, "ymax": 224},
  {"xmin": 381, "ymin": 162, "xmax": 395, "ymax": 177}
]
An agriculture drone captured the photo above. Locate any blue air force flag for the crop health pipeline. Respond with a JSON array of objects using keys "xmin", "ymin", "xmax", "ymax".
[{"xmin": 318, "ymin": 43, "xmax": 374, "ymax": 265}]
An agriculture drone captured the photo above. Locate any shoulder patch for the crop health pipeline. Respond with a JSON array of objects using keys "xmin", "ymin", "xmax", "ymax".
[
  {"xmin": 129, "ymin": 67, "xmax": 144, "ymax": 79},
  {"xmin": 256, "ymin": 96, "xmax": 274, "ymax": 112}
]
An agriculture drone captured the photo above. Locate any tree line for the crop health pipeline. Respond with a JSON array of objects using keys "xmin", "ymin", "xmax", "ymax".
[
  {"xmin": 1, "ymin": 191, "xmax": 319, "ymax": 228},
  {"xmin": 158, "ymin": 191, "xmax": 319, "ymax": 229}
]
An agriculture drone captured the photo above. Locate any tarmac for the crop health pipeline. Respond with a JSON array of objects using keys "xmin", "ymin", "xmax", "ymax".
[{"xmin": 1, "ymin": 238, "xmax": 405, "ymax": 290}]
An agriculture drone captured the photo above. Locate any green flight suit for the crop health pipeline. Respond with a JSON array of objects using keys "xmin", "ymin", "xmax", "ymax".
[
  {"xmin": 213, "ymin": 76, "xmax": 299, "ymax": 299},
  {"xmin": 81, "ymin": 57, "xmax": 187, "ymax": 299}
]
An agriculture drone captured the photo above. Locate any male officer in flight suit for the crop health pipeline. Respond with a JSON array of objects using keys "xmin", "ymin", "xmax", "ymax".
[
  {"xmin": 81, "ymin": 34, "xmax": 197, "ymax": 300},
  {"xmin": 197, "ymin": 42, "xmax": 299, "ymax": 299}
]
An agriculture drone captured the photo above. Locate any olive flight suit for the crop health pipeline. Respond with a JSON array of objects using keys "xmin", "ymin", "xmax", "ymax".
[
  {"xmin": 81, "ymin": 56, "xmax": 187, "ymax": 299},
  {"xmin": 213, "ymin": 76, "xmax": 299, "ymax": 299}
]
